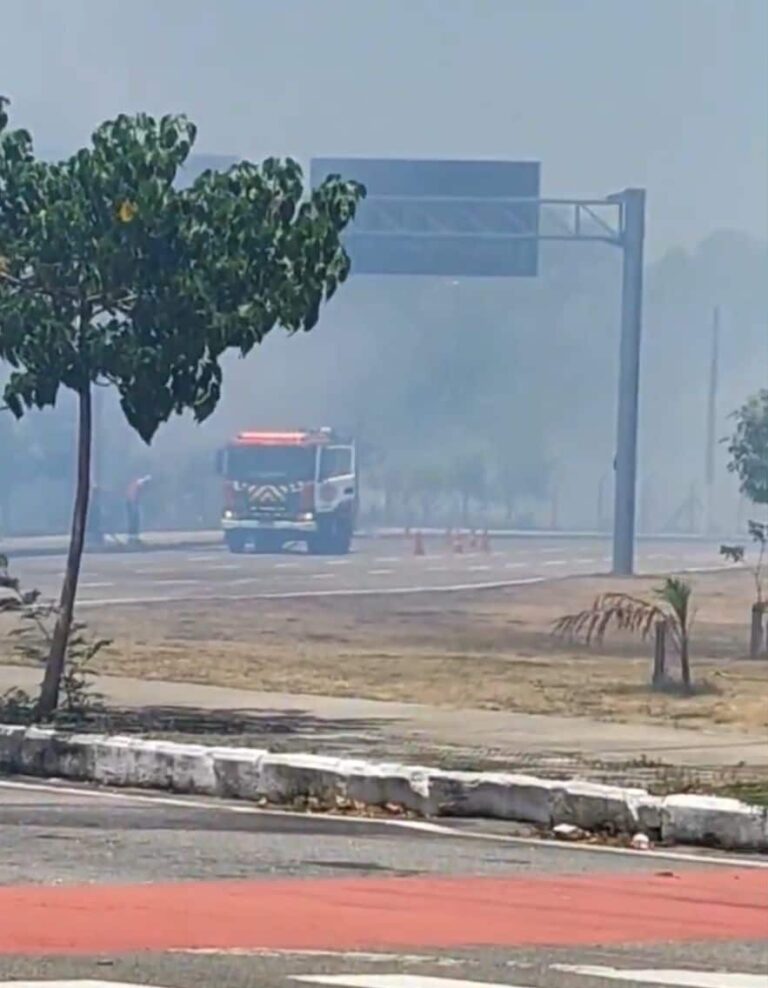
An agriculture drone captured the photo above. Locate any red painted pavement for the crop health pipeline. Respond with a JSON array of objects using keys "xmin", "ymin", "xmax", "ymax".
[{"xmin": 0, "ymin": 868, "xmax": 765, "ymax": 955}]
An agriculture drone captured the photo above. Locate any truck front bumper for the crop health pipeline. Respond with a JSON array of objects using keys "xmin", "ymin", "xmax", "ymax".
[{"xmin": 221, "ymin": 516, "xmax": 318, "ymax": 534}]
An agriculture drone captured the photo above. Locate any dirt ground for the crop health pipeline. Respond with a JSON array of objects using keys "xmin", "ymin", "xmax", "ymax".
[{"xmin": 4, "ymin": 569, "xmax": 766, "ymax": 734}]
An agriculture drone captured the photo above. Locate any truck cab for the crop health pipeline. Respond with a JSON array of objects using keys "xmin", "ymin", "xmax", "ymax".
[{"xmin": 217, "ymin": 428, "xmax": 357, "ymax": 554}]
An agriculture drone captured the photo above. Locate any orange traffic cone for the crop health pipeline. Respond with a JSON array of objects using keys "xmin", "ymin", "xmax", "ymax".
[{"xmin": 414, "ymin": 530, "xmax": 426, "ymax": 556}]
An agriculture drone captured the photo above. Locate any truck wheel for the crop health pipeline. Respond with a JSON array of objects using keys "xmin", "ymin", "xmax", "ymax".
[
  {"xmin": 309, "ymin": 518, "xmax": 352, "ymax": 556},
  {"xmin": 225, "ymin": 530, "xmax": 247, "ymax": 554}
]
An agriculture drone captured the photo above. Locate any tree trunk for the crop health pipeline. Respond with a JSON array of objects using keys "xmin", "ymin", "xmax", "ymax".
[
  {"xmin": 36, "ymin": 387, "xmax": 92, "ymax": 721},
  {"xmin": 679, "ymin": 633, "xmax": 692, "ymax": 691},
  {"xmin": 652, "ymin": 619, "xmax": 667, "ymax": 687},
  {"xmin": 749, "ymin": 603, "xmax": 764, "ymax": 659}
]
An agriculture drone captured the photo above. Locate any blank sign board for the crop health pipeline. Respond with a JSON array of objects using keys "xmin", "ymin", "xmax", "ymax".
[{"xmin": 311, "ymin": 157, "xmax": 541, "ymax": 277}]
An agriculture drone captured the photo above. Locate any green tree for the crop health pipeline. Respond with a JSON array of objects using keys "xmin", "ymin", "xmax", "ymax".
[
  {"xmin": 727, "ymin": 389, "xmax": 768, "ymax": 506},
  {"xmin": 0, "ymin": 101, "xmax": 363, "ymax": 718}
]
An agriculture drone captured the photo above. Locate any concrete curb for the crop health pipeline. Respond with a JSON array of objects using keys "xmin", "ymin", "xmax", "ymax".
[{"xmin": 1, "ymin": 724, "xmax": 765, "ymax": 851}]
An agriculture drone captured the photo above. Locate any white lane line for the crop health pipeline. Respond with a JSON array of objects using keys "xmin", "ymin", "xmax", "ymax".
[
  {"xmin": 228, "ymin": 577, "xmax": 264, "ymax": 586},
  {"xmin": 274, "ymin": 562, "xmax": 300, "ymax": 569},
  {"xmin": 79, "ymin": 581, "xmax": 114, "ymax": 589},
  {"xmin": 175, "ymin": 948, "xmax": 452, "ymax": 963},
  {"xmin": 186, "ymin": 553, "xmax": 220, "ymax": 562},
  {"xmin": 295, "ymin": 977, "xmax": 530, "ymax": 987},
  {"xmin": 76, "ymin": 576, "xmax": 548, "ymax": 607},
  {"xmin": 152, "ymin": 578, "xmax": 201, "ymax": 586},
  {"xmin": 0, "ymin": 982, "xmax": 162, "ymax": 987},
  {"xmin": 467, "ymin": 565, "xmax": 491, "ymax": 572},
  {"xmin": 324, "ymin": 559, "xmax": 350, "ymax": 566},
  {"xmin": 572, "ymin": 557, "xmax": 597, "ymax": 564},
  {"xmin": 374, "ymin": 557, "xmax": 401, "ymax": 563},
  {"xmin": 425, "ymin": 565, "xmax": 450, "ymax": 572},
  {"xmin": 542, "ymin": 559, "xmax": 567, "ymax": 566},
  {"xmin": 2, "ymin": 779, "xmax": 767, "ymax": 871},
  {"xmin": 204, "ymin": 563, "xmax": 240, "ymax": 571},
  {"xmin": 311, "ymin": 572, "xmax": 335, "ymax": 580},
  {"xmin": 552, "ymin": 966, "xmax": 768, "ymax": 987},
  {"xmin": 504, "ymin": 561, "xmax": 526, "ymax": 569},
  {"xmin": 367, "ymin": 569, "xmax": 394, "ymax": 576}
]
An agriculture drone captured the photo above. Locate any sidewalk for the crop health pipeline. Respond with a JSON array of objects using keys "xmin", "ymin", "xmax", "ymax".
[
  {"xmin": 0, "ymin": 529, "xmax": 221, "ymax": 558},
  {"xmin": 2, "ymin": 664, "xmax": 765, "ymax": 781}
]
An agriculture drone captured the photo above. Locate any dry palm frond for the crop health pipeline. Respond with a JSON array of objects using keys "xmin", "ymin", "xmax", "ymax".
[{"xmin": 553, "ymin": 591, "xmax": 663, "ymax": 644}]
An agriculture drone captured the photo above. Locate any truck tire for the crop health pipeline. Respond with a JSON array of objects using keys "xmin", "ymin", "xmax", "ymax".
[
  {"xmin": 225, "ymin": 530, "xmax": 247, "ymax": 554},
  {"xmin": 308, "ymin": 516, "xmax": 352, "ymax": 556}
]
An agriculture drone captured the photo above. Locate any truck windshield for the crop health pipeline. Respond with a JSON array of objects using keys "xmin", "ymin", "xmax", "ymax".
[{"xmin": 225, "ymin": 445, "xmax": 316, "ymax": 483}]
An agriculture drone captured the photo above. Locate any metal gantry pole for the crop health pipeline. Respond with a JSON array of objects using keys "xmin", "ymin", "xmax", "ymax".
[
  {"xmin": 612, "ymin": 188, "xmax": 646, "ymax": 575},
  {"xmin": 704, "ymin": 305, "xmax": 720, "ymax": 534}
]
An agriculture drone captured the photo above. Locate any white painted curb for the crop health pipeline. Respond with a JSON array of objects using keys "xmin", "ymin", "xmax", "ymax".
[{"xmin": 0, "ymin": 724, "xmax": 765, "ymax": 851}]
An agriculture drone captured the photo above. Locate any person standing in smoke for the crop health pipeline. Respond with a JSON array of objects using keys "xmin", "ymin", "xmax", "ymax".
[{"xmin": 125, "ymin": 475, "xmax": 152, "ymax": 545}]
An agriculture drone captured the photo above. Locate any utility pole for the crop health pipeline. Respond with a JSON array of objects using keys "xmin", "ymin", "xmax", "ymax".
[
  {"xmin": 704, "ymin": 305, "xmax": 720, "ymax": 534},
  {"xmin": 611, "ymin": 189, "xmax": 646, "ymax": 575}
]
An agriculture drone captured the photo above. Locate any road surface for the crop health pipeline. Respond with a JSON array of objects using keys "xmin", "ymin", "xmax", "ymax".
[
  {"xmin": 0, "ymin": 778, "xmax": 765, "ymax": 987},
  {"xmin": 7, "ymin": 535, "xmax": 727, "ymax": 608}
]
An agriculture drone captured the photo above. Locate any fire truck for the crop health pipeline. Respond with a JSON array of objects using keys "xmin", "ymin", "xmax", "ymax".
[{"xmin": 216, "ymin": 428, "xmax": 357, "ymax": 554}]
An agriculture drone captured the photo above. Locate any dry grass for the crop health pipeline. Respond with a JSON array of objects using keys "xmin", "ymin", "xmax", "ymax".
[{"xmin": 2, "ymin": 570, "xmax": 767, "ymax": 733}]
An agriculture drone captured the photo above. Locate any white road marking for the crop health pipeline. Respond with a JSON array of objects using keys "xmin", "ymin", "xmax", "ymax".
[
  {"xmin": 187, "ymin": 553, "xmax": 220, "ymax": 562},
  {"xmin": 553, "ymin": 966, "xmax": 768, "ymax": 987},
  {"xmin": 426, "ymin": 565, "xmax": 450, "ymax": 572},
  {"xmin": 542, "ymin": 559, "xmax": 567, "ymax": 566},
  {"xmin": 572, "ymin": 557, "xmax": 597, "ymax": 564},
  {"xmin": 374, "ymin": 557, "xmax": 401, "ymax": 563},
  {"xmin": 294, "ymin": 978, "xmax": 527, "ymax": 988},
  {"xmin": 311, "ymin": 572, "xmax": 335, "ymax": 580},
  {"xmin": 368, "ymin": 569, "xmax": 394, "ymax": 576},
  {"xmin": 324, "ymin": 559, "xmax": 351, "ymax": 566},
  {"xmin": 0, "ymin": 981, "xmax": 166, "ymax": 987},
  {"xmin": 151, "ymin": 578, "xmax": 201, "ymax": 586},
  {"xmin": 175, "ymin": 948, "xmax": 454, "ymax": 964},
  {"xmin": 204, "ymin": 563, "xmax": 241, "ymax": 571},
  {"xmin": 72, "ymin": 576, "xmax": 570, "ymax": 607},
  {"xmin": 2, "ymin": 779, "xmax": 767, "ymax": 871},
  {"xmin": 274, "ymin": 562, "xmax": 300, "ymax": 569},
  {"xmin": 504, "ymin": 561, "xmax": 526, "ymax": 569},
  {"xmin": 79, "ymin": 581, "xmax": 114, "ymax": 589}
]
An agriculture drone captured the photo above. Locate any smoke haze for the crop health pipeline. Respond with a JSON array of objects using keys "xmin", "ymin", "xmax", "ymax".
[{"xmin": 1, "ymin": 0, "xmax": 766, "ymax": 535}]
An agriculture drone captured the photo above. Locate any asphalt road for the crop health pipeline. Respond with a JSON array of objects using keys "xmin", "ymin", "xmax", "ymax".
[
  {"xmin": 0, "ymin": 779, "xmax": 766, "ymax": 988},
  {"xmin": 8, "ymin": 535, "xmax": 726, "ymax": 608}
]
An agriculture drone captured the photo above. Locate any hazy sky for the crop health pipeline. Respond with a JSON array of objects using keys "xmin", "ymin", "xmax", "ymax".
[{"xmin": 1, "ymin": 0, "xmax": 766, "ymax": 255}]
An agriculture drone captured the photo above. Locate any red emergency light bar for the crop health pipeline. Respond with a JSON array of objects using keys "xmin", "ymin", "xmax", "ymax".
[{"xmin": 234, "ymin": 430, "xmax": 331, "ymax": 446}]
